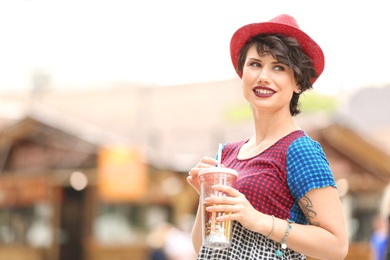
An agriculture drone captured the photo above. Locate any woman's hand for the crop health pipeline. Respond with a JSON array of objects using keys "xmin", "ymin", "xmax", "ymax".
[
  {"xmin": 187, "ymin": 156, "xmax": 218, "ymax": 194},
  {"xmin": 204, "ymin": 184, "xmax": 263, "ymax": 232}
]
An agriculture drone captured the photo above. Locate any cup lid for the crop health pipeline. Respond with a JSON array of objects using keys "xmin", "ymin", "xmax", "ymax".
[{"xmin": 199, "ymin": 167, "xmax": 238, "ymax": 177}]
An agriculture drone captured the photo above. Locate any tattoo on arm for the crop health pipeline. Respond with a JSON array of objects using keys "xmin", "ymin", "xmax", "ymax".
[{"xmin": 298, "ymin": 195, "xmax": 320, "ymax": 226}]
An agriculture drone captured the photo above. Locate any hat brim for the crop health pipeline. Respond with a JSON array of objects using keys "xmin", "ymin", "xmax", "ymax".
[{"xmin": 230, "ymin": 22, "xmax": 324, "ymax": 84}]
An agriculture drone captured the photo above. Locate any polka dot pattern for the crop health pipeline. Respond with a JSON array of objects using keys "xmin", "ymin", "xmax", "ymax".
[{"xmin": 197, "ymin": 130, "xmax": 336, "ymax": 259}]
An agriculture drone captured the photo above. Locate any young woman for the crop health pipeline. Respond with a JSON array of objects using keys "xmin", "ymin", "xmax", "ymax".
[{"xmin": 187, "ymin": 14, "xmax": 348, "ymax": 259}]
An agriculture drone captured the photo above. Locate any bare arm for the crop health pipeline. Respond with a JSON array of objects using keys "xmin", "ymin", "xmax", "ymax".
[
  {"xmin": 282, "ymin": 187, "xmax": 348, "ymax": 259},
  {"xmin": 191, "ymin": 201, "xmax": 203, "ymax": 254},
  {"xmin": 206, "ymin": 185, "xmax": 348, "ymax": 259}
]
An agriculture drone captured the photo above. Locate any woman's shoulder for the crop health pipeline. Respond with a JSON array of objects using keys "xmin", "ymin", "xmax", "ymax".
[
  {"xmin": 289, "ymin": 132, "xmax": 323, "ymax": 152},
  {"xmin": 287, "ymin": 132, "xmax": 329, "ymax": 165},
  {"xmin": 270, "ymin": 130, "xmax": 307, "ymax": 152}
]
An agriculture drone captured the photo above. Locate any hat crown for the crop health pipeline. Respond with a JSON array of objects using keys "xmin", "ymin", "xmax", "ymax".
[
  {"xmin": 269, "ymin": 14, "xmax": 299, "ymax": 29},
  {"xmin": 230, "ymin": 14, "xmax": 324, "ymax": 84}
]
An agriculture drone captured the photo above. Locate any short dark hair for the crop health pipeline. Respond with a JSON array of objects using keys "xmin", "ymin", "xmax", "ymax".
[{"xmin": 236, "ymin": 34, "xmax": 317, "ymax": 116}]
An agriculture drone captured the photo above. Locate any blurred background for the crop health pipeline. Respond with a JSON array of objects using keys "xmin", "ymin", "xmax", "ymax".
[{"xmin": 1, "ymin": 0, "xmax": 390, "ymax": 260}]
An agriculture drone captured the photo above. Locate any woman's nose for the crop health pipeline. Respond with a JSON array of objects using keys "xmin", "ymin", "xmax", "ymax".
[{"xmin": 257, "ymin": 69, "xmax": 270, "ymax": 83}]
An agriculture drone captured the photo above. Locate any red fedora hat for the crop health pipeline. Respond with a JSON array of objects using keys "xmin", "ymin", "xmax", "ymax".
[{"xmin": 230, "ymin": 14, "xmax": 324, "ymax": 84}]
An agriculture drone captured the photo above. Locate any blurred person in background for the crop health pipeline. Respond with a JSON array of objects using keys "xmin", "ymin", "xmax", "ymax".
[
  {"xmin": 163, "ymin": 214, "xmax": 196, "ymax": 260},
  {"xmin": 380, "ymin": 182, "xmax": 390, "ymax": 260},
  {"xmin": 146, "ymin": 222, "xmax": 170, "ymax": 260},
  {"xmin": 187, "ymin": 14, "xmax": 348, "ymax": 259},
  {"xmin": 146, "ymin": 215, "xmax": 196, "ymax": 260},
  {"xmin": 370, "ymin": 212, "xmax": 388, "ymax": 260}
]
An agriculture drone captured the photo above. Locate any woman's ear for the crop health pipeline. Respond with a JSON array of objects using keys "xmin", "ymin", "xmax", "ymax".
[{"xmin": 294, "ymin": 83, "xmax": 302, "ymax": 94}]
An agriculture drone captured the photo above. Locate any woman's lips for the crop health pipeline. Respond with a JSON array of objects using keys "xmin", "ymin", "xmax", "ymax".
[{"xmin": 253, "ymin": 86, "xmax": 275, "ymax": 98}]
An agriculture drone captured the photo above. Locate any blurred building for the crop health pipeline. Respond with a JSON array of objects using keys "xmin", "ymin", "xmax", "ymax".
[
  {"xmin": 0, "ymin": 79, "xmax": 244, "ymax": 260},
  {"xmin": 0, "ymin": 80, "xmax": 389, "ymax": 260}
]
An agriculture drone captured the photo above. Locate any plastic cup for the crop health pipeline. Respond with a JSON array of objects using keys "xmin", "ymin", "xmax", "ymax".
[{"xmin": 199, "ymin": 167, "xmax": 238, "ymax": 249}]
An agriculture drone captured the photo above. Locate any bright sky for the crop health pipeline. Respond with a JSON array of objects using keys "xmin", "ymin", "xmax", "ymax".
[{"xmin": 0, "ymin": 0, "xmax": 389, "ymax": 95}]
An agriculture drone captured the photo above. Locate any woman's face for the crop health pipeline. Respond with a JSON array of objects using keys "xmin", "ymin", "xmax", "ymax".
[{"xmin": 241, "ymin": 45, "xmax": 300, "ymax": 115}]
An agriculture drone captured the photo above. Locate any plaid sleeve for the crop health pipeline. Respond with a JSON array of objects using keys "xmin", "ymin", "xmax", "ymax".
[{"xmin": 286, "ymin": 135, "xmax": 336, "ymax": 201}]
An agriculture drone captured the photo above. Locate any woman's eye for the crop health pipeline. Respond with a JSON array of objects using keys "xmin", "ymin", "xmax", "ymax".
[
  {"xmin": 249, "ymin": 62, "xmax": 261, "ymax": 67},
  {"xmin": 274, "ymin": 65, "xmax": 285, "ymax": 71}
]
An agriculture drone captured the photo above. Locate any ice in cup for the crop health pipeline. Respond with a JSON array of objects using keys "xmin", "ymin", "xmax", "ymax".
[{"xmin": 199, "ymin": 167, "xmax": 238, "ymax": 249}]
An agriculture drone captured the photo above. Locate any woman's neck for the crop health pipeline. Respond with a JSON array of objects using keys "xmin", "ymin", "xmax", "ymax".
[
  {"xmin": 251, "ymin": 110, "xmax": 299, "ymax": 145},
  {"xmin": 237, "ymin": 110, "xmax": 300, "ymax": 159}
]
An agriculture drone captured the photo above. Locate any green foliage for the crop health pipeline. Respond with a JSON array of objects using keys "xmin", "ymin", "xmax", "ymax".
[
  {"xmin": 300, "ymin": 91, "xmax": 337, "ymax": 113},
  {"xmin": 225, "ymin": 103, "xmax": 252, "ymax": 122},
  {"xmin": 225, "ymin": 91, "xmax": 337, "ymax": 121}
]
